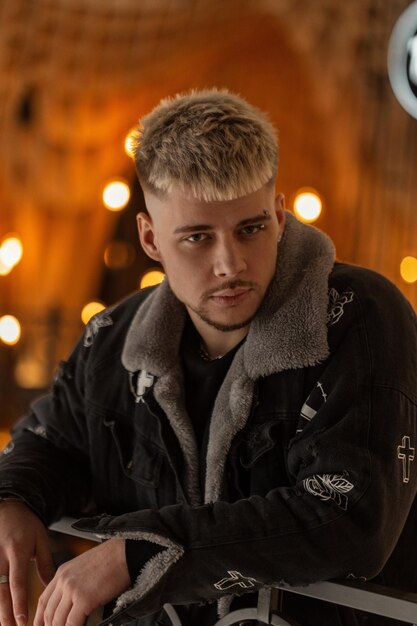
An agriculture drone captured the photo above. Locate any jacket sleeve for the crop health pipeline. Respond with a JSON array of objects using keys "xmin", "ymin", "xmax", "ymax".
[
  {"xmin": 73, "ymin": 276, "xmax": 417, "ymax": 624},
  {"xmin": 0, "ymin": 336, "xmax": 92, "ymax": 524}
]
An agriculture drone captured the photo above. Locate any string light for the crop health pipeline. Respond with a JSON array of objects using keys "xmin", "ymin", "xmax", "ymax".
[
  {"xmin": 102, "ymin": 180, "xmax": 130, "ymax": 211},
  {"xmin": 293, "ymin": 189, "xmax": 323, "ymax": 223},
  {"xmin": 0, "ymin": 315, "xmax": 21, "ymax": 345},
  {"xmin": 124, "ymin": 123, "xmax": 142, "ymax": 159},
  {"xmin": 0, "ymin": 235, "xmax": 23, "ymax": 270},
  {"xmin": 0, "ymin": 259, "xmax": 11, "ymax": 276},
  {"xmin": 140, "ymin": 270, "xmax": 165, "ymax": 289},
  {"xmin": 81, "ymin": 301, "xmax": 106, "ymax": 325},
  {"xmin": 124, "ymin": 129, "xmax": 136, "ymax": 158},
  {"xmin": 400, "ymin": 256, "xmax": 417, "ymax": 283}
]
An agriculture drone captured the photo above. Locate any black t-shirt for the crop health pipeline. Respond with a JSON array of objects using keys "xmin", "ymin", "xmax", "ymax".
[{"xmin": 180, "ymin": 319, "xmax": 243, "ymax": 452}]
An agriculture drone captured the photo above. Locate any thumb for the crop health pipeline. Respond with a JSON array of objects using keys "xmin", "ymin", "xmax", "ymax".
[{"xmin": 34, "ymin": 534, "xmax": 56, "ymax": 586}]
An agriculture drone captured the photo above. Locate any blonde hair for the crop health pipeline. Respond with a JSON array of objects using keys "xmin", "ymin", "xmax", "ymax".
[{"xmin": 133, "ymin": 89, "xmax": 278, "ymax": 202}]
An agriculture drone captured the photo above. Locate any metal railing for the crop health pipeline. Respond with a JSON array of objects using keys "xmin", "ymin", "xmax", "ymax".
[{"xmin": 50, "ymin": 517, "xmax": 417, "ymax": 626}]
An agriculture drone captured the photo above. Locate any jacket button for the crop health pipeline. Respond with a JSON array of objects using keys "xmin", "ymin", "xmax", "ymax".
[{"xmin": 125, "ymin": 460, "xmax": 133, "ymax": 473}]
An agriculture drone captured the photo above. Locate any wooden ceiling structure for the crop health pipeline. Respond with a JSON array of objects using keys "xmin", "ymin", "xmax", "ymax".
[{"xmin": 0, "ymin": 0, "xmax": 416, "ymax": 420}]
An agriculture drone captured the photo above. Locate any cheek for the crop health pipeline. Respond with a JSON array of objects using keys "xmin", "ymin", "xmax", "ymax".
[{"xmin": 160, "ymin": 252, "xmax": 203, "ymax": 292}]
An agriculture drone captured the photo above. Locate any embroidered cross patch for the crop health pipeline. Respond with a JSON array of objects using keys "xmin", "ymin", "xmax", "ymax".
[
  {"xmin": 214, "ymin": 570, "xmax": 257, "ymax": 591},
  {"xmin": 398, "ymin": 436, "xmax": 415, "ymax": 483}
]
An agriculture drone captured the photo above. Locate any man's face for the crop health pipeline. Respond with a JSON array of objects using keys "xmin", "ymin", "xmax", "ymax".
[{"xmin": 137, "ymin": 184, "xmax": 285, "ymax": 334}]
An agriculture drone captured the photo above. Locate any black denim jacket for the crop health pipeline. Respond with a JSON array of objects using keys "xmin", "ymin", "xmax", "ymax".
[{"xmin": 1, "ymin": 215, "xmax": 416, "ymax": 626}]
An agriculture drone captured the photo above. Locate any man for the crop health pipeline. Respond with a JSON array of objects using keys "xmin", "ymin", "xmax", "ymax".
[{"xmin": 0, "ymin": 89, "xmax": 416, "ymax": 626}]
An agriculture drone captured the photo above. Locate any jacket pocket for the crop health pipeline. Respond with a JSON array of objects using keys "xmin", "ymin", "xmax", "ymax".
[
  {"xmin": 235, "ymin": 415, "xmax": 298, "ymax": 496},
  {"xmin": 239, "ymin": 415, "xmax": 298, "ymax": 468},
  {"xmin": 103, "ymin": 416, "xmax": 163, "ymax": 489}
]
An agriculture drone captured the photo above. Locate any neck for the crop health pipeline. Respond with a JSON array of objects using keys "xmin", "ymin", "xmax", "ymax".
[{"xmin": 187, "ymin": 311, "xmax": 249, "ymax": 358}]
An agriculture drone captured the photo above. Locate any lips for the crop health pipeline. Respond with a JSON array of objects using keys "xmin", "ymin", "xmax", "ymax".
[
  {"xmin": 212, "ymin": 288, "xmax": 249, "ymax": 298},
  {"xmin": 209, "ymin": 288, "xmax": 252, "ymax": 306}
]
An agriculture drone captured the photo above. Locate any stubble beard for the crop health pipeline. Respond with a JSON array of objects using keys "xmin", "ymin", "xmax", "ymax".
[
  {"xmin": 190, "ymin": 307, "xmax": 258, "ymax": 333},
  {"xmin": 190, "ymin": 279, "xmax": 262, "ymax": 332}
]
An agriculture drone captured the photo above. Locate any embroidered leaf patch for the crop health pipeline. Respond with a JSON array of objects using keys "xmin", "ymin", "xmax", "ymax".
[
  {"xmin": 303, "ymin": 472, "xmax": 354, "ymax": 511},
  {"xmin": 327, "ymin": 288, "xmax": 354, "ymax": 326},
  {"xmin": 83, "ymin": 309, "xmax": 114, "ymax": 347}
]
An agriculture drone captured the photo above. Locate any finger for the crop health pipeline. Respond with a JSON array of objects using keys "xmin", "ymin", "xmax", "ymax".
[
  {"xmin": 35, "ymin": 534, "xmax": 56, "ymax": 586},
  {"xmin": 0, "ymin": 573, "xmax": 16, "ymax": 626},
  {"xmin": 9, "ymin": 556, "xmax": 28, "ymax": 626},
  {"xmin": 41, "ymin": 588, "xmax": 70, "ymax": 626},
  {"xmin": 33, "ymin": 579, "xmax": 56, "ymax": 626},
  {"xmin": 48, "ymin": 594, "xmax": 73, "ymax": 626},
  {"xmin": 64, "ymin": 602, "xmax": 88, "ymax": 626}
]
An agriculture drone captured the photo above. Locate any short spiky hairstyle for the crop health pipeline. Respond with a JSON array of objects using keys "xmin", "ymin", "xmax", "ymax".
[{"xmin": 133, "ymin": 89, "xmax": 278, "ymax": 202}]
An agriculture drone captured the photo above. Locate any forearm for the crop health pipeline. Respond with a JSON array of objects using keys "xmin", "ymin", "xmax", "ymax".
[{"xmin": 0, "ymin": 430, "xmax": 90, "ymax": 524}]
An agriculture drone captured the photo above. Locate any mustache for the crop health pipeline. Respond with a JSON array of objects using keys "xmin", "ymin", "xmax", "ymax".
[{"xmin": 202, "ymin": 280, "xmax": 257, "ymax": 299}]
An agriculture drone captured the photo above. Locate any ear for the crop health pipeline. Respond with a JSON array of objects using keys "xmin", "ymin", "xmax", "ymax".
[
  {"xmin": 136, "ymin": 212, "xmax": 162, "ymax": 262},
  {"xmin": 275, "ymin": 193, "xmax": 286, "ymax": 237}
]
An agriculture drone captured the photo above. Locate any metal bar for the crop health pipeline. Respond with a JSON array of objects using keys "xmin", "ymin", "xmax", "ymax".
[
  {"xmin": 257, "ymin": 587, "xmax": 273, "ymax": 623},
  {"xmin": 274, "ymin": 580, "xmax": 417, "ymax": 624},
  {"xmin": 215, "ymin": 607, "xmax": 294, "ymax": 626},
  {"xmin": 49, "ymin": 518, "xmax": 417, "ymax": 624},
  {"xmin": 162, "ymin": 604, "xmax": 183, "ymax": 626},
  {"xmin": 49, "ymin": 516, "xmax": 101, "ymax": 542}
]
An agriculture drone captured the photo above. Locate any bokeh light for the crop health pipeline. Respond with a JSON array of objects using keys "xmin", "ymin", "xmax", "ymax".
[
  {"xmin": 124, "ymin": 128, "xmax": 137, "ymax": 158},
  {"xmin": 81, "ymin": 301, "xmax": 106, "ymax": 325},
  {"xmin": 0, "ymin": 259, "xmax": 12, "ymax": 276},
  {"xmin": 140, "ymin": 269, "xmax": 165, "ymax": 289},
  {"xmin": 293, "ymin": 189, "xmax": 323, "ymax": 223},
  {"xmin": 400, "ymin": 256, "xmax": 417, "ymax": 283},
  {"xmin": 104, "ymin": 241, "xmax": 136, "ymax": 269},
  {"xmin": 0, "ymin": 315, "xmax": 21, "ymax": 345},
  {"xmin": 14, "ymin": 355, "xmax": 50, "ymax": 389},
  {"xmin": 102, "ymin": 180, "xmax": 130, "ymax": 211},
  {"xmin": 0, "ymin": 235, "xmax": 23, "ymax": 269}
]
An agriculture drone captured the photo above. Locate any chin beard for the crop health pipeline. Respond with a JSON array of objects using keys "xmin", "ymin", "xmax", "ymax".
[{"xmin": 193, "ymin": 309, "xmax": 256, "ymax": 332}]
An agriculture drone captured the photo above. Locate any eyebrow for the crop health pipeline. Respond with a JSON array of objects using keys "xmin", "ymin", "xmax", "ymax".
[{"xmin": 173, "ymin": 212, "xmax": 271, "ymax": 235}]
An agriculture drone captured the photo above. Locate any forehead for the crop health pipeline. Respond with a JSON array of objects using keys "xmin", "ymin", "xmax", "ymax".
[{"xmin": 144, "ymin": 185, "xmax": 275, "ymax": 229}]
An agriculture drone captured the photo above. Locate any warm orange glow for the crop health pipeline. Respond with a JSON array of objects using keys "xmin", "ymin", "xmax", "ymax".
[
  {"xmin": 102, "ymin": 180, "xmax": 130, "ymax": 211},
  {"xmin": 81, "ymin": 301, "xmax": 106, "ymax": 325},
  {"xmin": 0, "ymin": 259, "xmax": 12, "ymax": 276},
  {"xmin": 0, "ymin": 315, "xmax": 21, "ymax": 345},
  {"xmin": 0, "ymin": 235, "xmax": 23, "ymax": 269},
  {"xmin": 104, "ymin": 241, "xmax": 136, "ymax": 269},
  {"xmin": 400, "ymin": 256, "xmax": 417, "ymax": 283},
  {"xmin": 14, "ymin": 356, "xmax": 50, "ymax": 389},
  {"xmin": 293, "ymin": 189, "xmax": 323, "ymax": 223},
  {"xmin": 140, "ymin": 270, "xmax": 165, "ymax": 289},
  {"xmin": 124, "ymin": 129, "xmax": 136, "ymax": 158},
  {"xmin": 0, "ymin": 430, "xmax": 10, "ymax": 452}
]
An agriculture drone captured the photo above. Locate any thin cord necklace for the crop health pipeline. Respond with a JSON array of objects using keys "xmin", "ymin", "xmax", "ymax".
[{"xmin": 199, "ymin": 342, "xmax": 225, "ymax": 362}]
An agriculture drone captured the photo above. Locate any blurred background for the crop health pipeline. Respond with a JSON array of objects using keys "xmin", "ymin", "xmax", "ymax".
[{"xmin": 1, "ymin": 0, "xmax": 417, "ymax": 437}]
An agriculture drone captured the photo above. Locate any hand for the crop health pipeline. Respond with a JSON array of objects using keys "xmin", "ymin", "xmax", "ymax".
[
  {"xmin": 34, "ymin": 537, "xmax": 130, "ymax": 626},
  {"xmin": 0, "ymin": 500, "xmax": 55, "ymax": 626}
]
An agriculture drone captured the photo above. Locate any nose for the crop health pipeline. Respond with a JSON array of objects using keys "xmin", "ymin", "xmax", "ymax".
[{"xmin": 213, "ymin": 238, "xmax": 247, "ymax": 278}]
